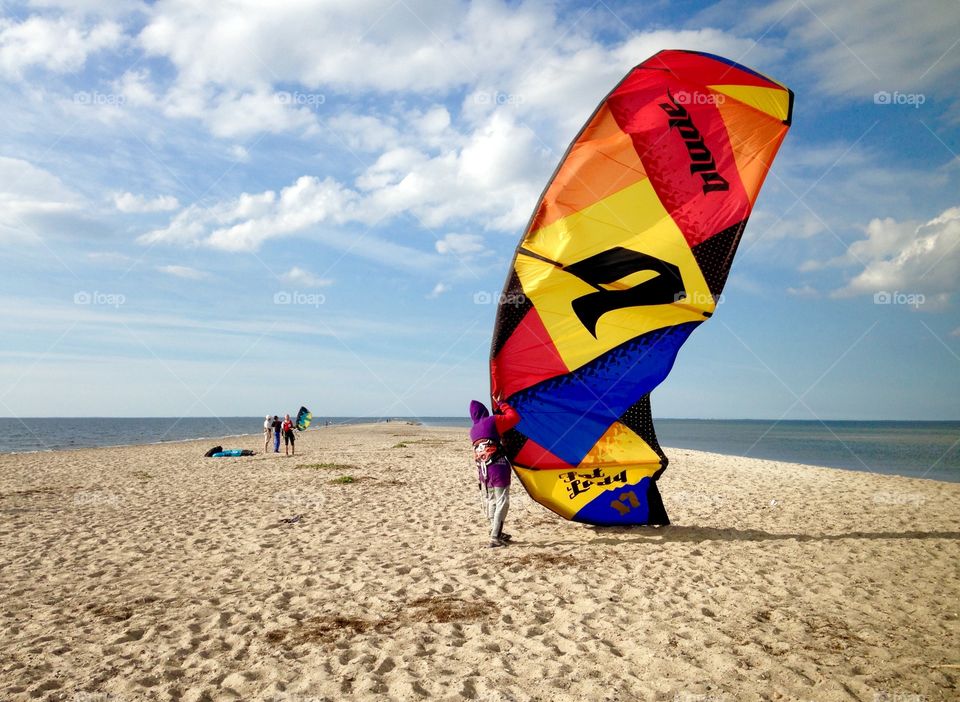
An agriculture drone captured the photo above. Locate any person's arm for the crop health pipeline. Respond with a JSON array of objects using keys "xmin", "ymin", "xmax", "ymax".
[{"xmin": 492, "ymin": 402, "xmax": 520, "ymax": 434}]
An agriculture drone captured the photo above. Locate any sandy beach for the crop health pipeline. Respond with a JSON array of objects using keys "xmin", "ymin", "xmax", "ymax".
[{"xmin": 0, "ymin": 422, "xmax": 957, "ymax": 702}]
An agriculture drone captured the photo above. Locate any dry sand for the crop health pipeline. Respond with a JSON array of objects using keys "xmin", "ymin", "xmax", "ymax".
[{"xmin": 0, "ymin": 422, "xmax": 958, "ymax": 702}]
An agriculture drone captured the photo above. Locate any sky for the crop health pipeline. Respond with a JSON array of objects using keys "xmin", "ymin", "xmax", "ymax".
[{"xmin": 1, "ymin": 0, "xmax": 958, "ymax": 420}]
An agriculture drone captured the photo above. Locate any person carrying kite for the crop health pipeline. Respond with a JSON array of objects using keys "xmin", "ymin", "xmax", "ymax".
[{"xmin": 469, "ymin": 398, "xmax": 520, "ymax": 548}]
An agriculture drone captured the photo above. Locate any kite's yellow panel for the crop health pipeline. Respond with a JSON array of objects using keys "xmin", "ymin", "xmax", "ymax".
[{"xmin": 516, "ymin": 179, "xmax": 714, "ymax": 371}]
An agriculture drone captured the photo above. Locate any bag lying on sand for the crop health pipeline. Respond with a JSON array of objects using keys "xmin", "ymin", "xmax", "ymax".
[
  {"xmin": 209, "ymin": 449, "xmax": 255, "ymax": 457},
  {"xmin": 204, "ymin": 445, "xmax": 224, "ymax": 457}
]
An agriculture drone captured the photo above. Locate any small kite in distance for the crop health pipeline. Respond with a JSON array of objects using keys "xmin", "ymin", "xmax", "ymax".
[{"xmin": 296, "ymin": 406, "xmax": 312, "ymax": 431}]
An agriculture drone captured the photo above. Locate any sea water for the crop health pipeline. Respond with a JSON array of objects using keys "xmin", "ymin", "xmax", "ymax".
[
  {"xmin": 654, "ymin": 419, "xmax": 959, "ymax": 483},
  {"xmin": 1, "ymin": 417, "xmax": 956, "ymax": 483}
]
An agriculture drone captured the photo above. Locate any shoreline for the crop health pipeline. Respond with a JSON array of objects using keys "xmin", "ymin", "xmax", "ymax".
[
  {"xmin": 2, "ymin": 423, "xmax": 956, "ymax": 487},
  {"xmin": 0, "ymin": 419, "xmax": 425, "ymax": 457},
  {"xmin": 661, "ymin": 445, "xmax": 959, "ymax": 485}
]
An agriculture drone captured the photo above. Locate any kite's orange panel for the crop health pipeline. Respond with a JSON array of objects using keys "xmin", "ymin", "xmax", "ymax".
[{"xmin": 530, "ymin": 105, "xmax": 648, "ymax": 231}]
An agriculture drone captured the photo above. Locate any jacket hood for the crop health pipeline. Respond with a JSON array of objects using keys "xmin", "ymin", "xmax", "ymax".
[{"xmin": 469, "ymin": 400, "xmax": 489, "ymax": 423}]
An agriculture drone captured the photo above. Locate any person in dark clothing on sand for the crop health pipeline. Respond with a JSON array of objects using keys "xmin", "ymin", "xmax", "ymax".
[
  {"xmin": 469, "ymin": 398, "xmax": 520, "ymax": 548},
  {"xmin": 272, "ymin": 415, "xmax": 282, "ymax": 453}
]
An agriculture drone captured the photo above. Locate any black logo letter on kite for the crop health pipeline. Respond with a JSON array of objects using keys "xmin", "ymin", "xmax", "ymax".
[{"xmin": 564, "ymin": 247, "xmax": 685, "ymax": 337}]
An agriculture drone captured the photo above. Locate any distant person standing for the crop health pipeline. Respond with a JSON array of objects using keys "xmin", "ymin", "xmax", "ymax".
[
  {"xmin": 282, "ymin": 413, "xmax": 296, "ymax": 456},
  {"xmin": 469, "ymin": 397, "xmax": 520, "ymax": 548},
  {"xmin": 263, "ymin": 415, "xmax": 272, "ymax": 453},
  {"xmin": 272, "ymin": 415, "xmax": 282, "ymax": 453}
]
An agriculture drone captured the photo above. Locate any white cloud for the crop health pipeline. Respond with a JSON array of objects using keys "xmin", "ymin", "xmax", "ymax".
[
  {"xmin": 358, "ymin": 112, "xmax": 552, "ymax": 231},
  {"xmin": 205, "ymin": 176, "xmax": 357, "ymax": 250},
  {"xmin": 129, "ymin": 0, "xmax": 771, "ymax": 146},
  {"xmin": 786, "ymin": 285, "xmax": 820, "ymax": 298},
  {"xmin": 139, "ymin": 109, "xmax": 555, "ymax": 257},
  {"xmin": 140, "ymin": 176, "xmax": 357, "ymax": 251},
  {"xmin": 835, "ymin": 206, "xmax": 960, "ymax": 300},
  {"xmin": 797, "ymin": 259, "xmax": 828, "ymax": 273},
  {"xmin": 138, "ymin": 176, "xmax": 441, "ymax": 272},
  {"xmin": 0, "ymin": 157, "xmax": 83, "ymax": 242},
  {"xmin": 326, "ymin": 112, "xmax": 402, "ymax": 152},
  {"xmin": 114, "ymin": 192, "xmax": 180, "ymax": 213},
  {"xmin": 418, "ymin": 106, "xmax": 451, "ymax": 135},
  {"xmin": 491, "ymin": 28, "xmax": 773, "ymax": 137},
  {"xmin": 113, "ymin": 69, "xmax": 157, "ymax": 108},
  {"xmin": 138, "ymin": 1, "xmax": 469, "ymax": 93},
  {"xmin": 427, "ymin": 282, "xmax": 449, "ymax": 298},
  {"xmin": 161, "ymin": 85, "xmax": 320, "ymax": 139},
  {"xmin": 435, "ymin": 233, "xmax": 486, "ymax": 256},
  {"xmin": 0, "ymin": 157, "xmax": 80, "ymax": 213},
  {"xmin": 281, "ymin": 267, "xmax": 332, "ymax": 288},
  {"xmin": 748, "ymin": 211, "xmax": 826, "ymax": 244},
  {"xmin": 28, "ymin": 0, "xmax": 142, "ymax": 16},
  {"xmin": 156, "ymin": 264, "xmax": 208, "ymax": 280},
  {"xmin": 206, "ymin": 91, "xmax": 318, "ymax": 139},
  {"xmin": 228, "ymin": 145, "xmax": 250, "ymax": 162},
  {"xmin": 747, "ymin": 0, "xmax": 960, "ymax": 97},
  {"xmin": 0, "ymin": 16, "xmax": 121, "ymax": 78}
]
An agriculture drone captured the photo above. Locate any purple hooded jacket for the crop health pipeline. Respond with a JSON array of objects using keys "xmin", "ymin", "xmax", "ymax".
[{"xmin": 469, "ymin": 400, "xmax": 520, "ymax": 488}]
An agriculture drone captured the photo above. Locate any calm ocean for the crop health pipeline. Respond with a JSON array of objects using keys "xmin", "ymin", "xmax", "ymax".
[{"xmin": 1, "ymin": 417, "xmax": 957, "ymax": 483}]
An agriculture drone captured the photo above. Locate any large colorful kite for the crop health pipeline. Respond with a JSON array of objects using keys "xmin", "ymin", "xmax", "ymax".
[{"xmin": 490, "ymin": 50, "xmax": 793, "ymax": 525}]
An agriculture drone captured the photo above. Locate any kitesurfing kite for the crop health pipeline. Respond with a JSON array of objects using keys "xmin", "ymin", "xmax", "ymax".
[
  {"xmin": 296, "ymin": 406, "xmax": 312, "ymax": 431},
  {"xmin": 490, "ymin": 50, "xmax": 793, "ymax": 526}
]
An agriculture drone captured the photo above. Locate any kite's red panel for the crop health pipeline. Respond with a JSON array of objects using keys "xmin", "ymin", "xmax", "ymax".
[{"xmin": 491, "ymin": 308, "xmax": 568, "ymax": 400}]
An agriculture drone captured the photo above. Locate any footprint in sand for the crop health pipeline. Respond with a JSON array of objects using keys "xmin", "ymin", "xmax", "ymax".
[{"xmin": 374, "ymin": 657, "xmax": 396, "ymax": 675}]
